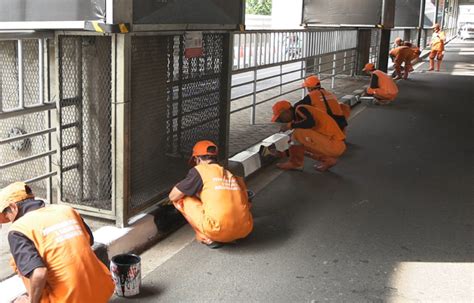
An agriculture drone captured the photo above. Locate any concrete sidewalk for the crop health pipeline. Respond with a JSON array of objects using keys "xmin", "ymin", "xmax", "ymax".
[{"xmin": 112, "ymin": 40, "xmax": 474, "ymax": 302}]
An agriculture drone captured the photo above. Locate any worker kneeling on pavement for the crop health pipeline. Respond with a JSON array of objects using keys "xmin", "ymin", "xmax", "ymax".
[
  {"xmin": 169, "ymin": 140, "xmax": 253, "ymax": 249},
  {"xmin": 271, "ymin": 100, "xmax": 346, "ymax": 172},
  {"xmin": 0, "ymin": 182, "xmax": 115, "ymax": 303},
  {"xmin": 363, "ymin": 63, "xmax": 399, "ymax": 105},
  {"xmin": 298, "ymin": 75, "xmax": 350, "ymax": 132}
]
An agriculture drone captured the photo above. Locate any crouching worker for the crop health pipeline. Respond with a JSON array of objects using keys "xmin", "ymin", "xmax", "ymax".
[
  {"xmin": 0, "ymin": 182, "xmax": 114, "ymax": 303},
  {"xmin": 298, "ymin": 75, "xmax": 350, "ymax": 132},
  {"xmin": 271, "ymin": 100, "xmax": 346, "ymax": 172},
  {"xmin": 169, "ymin": 140, "xmax": 253, "ymax": 249},
  {"xmin": 363, "ymin": 63, "xmax": 399, "ymax": 105}
]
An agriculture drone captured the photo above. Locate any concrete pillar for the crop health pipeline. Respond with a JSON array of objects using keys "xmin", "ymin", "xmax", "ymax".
[
  {"xmin": 355, "ymin": 29, "xmax": 371, "ymax": 75},
  {"xmin": 404, "ymin": 29, "xmax": 411, "ymax": 42}
]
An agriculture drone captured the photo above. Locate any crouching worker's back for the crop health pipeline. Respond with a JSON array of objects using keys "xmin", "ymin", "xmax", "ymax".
[{"xmin": 169, "ymin": 140, "xmax": 253, "ymax": 249}]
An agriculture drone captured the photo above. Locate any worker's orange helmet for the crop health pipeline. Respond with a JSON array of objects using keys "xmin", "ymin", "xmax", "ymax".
[
  {"xmin": 0, "ymin": 182, "xmax": 34, "ymax": 213},
  {"xmin": 362, "ymin": 63, "xmax": 375, "ymax": 72},
  {"xmin": 395, "ymin": 37, "xmax": 402, "ymax": 44},
  {"xmin": 301, "ymin": 75, "xmax": 320, "ymax": 88},
  {"xmin": 192, "ymin": 140, "xmax": 218, "ymax": 158},
  {"xmin": 432, "ymin": 23, "xmax": 441, "ymax": 30},
  {"xmin": 271, "ymin": 100, "xmax": 292, "ymax": 122}
]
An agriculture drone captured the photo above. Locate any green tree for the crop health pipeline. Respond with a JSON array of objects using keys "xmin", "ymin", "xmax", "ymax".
[{"xmin": 246, "ymin": 0, "xmax": 272, "ymax": 16}]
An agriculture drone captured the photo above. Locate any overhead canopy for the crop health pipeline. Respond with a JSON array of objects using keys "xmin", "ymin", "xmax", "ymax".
[
  {"xmin": 133, "ymin": 0, "xmax": 244, "ymax": 26},
  {"xmin": 302, "ymin": 0, "xmax": 382, "ymax": 26},
  {"xmin": 0, "ymin": 0, "xmax": 105, "ymax": 22}
]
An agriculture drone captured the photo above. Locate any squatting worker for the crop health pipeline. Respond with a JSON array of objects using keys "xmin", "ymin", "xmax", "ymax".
[
  {"xmin": 362, "ymin": 63, "xmax": 399, "ymax": 105},
  {"xmin": 429, "ymin": 23, "xmax": 446, "ymax": 72},
  {"xmin": 169, "ymin": 140, "xmax": 253, "ymax": 249},
  {"xmin": 389, "ymin": 45, "xmax": 414, "ymax": 79},
  {"xmin": 0, "ymin": 182, "xmax": 114, "ymax": 303},
  {"xmin": 271, "ymin": 100, "xmax": 346, "ymax": 172},
  {"xmin": 297, "ymin": 75, "xmax": 350, "ymax": 132},
  {"xmin": 403, "ymin": 41, "xmax": 421, "ymax": 73}
]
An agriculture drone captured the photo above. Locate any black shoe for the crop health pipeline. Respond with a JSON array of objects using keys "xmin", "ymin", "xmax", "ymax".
[{"xmin": 205, "ymin": 241, "xmax": 224, "ymax": 249}]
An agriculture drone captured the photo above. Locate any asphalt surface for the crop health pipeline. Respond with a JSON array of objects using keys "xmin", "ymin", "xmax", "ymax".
[{"xmin": 112, "ymin": 40, "xmax": 474, "ymax": 302}]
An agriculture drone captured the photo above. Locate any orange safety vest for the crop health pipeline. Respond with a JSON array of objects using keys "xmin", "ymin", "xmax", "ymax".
[
  {"xmin": 431, "ymin": 31, "xmax": 446, "ymax": 51},
  {"xmin": 308, "ymin": 89, "xmax": 345, "ymax": 116},
  {"xmin": 194, "ymin": 164, "xmax": 253, "ymax": 243},
  {"xmin": 9, "ymin": 205, "xmax": 115, "ymax": 303},
  {"xmin": 295, "ymin": 105, "xmax": 345, "ymax": 141},
  {"xmin": 367, "ymin": 70, "xmax": 399, "ymax": 101}
]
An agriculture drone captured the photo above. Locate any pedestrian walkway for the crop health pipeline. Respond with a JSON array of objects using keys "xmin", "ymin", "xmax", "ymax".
[{"xmin": 112, "ymin": 40, "xmax": 473, "ymax": 302}]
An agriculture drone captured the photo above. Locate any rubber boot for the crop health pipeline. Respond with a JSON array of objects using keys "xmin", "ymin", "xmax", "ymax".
[
  {"xmin": 314, "ymin": 156, "xmax": 338, "ymax": 172},
  {"xmin": 276, "ymin": 145, "xmax": 305, "ymax": 171}
]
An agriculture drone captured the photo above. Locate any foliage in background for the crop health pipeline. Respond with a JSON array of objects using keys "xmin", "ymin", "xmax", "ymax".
[{"xmin": 246, "ymin": 0, "xmax": 272, "ymax": 16}]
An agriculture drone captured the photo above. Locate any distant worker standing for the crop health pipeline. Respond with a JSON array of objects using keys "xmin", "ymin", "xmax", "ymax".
[
  {"xmin": 271, "ymin": 100, "xmax": 346, "ymax": 172},
  {"xmin": 429, "ymin": 23, "xmax": 446, "ymax": 72},
  {"xmin": 297, "ymin": 75, "xmax": 350, "ymax": 132},
  {"xmin": 389, "ymin": 45, "xmax": 414, "ymax": 79},
  {"xmin": 169, "ymin": 141, "xmax": 253, "ymax": 249},
  {"xmin": 0, "ymin": 182, "xmax": 115, "ymax": 303},
  {"xmin": 362, "ymin": 63, "xmax": 399, "ymax": 105}
]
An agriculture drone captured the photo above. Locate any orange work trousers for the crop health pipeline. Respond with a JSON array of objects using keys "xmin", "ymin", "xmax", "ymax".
[
  {"xmin": 292, "ymin": 129, "xmax": 346, "ymax": 160},
  {"xmin": 173, "ymin": 197, "xmax": 209, "ymax": 242}
]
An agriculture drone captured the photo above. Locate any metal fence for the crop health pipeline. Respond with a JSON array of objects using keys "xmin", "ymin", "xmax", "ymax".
[
  {"xmin": 57, "ymin": 35, "xmax": 113, "ymax": 216},
  {"xmin": 230, "ymin": 29, "xmax": 358, "ymax": 126},
  {"xmin": 0, "ymin": 36, "xmax": 55, "ymax": 202},
  {"xmin": 128, "ymin": 32, "xmax": 230, "ymax": 216}
]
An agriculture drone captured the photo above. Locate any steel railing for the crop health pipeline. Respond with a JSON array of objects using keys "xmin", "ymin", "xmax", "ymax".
[{"xmin": 230, "ymin": 29, "xmax": 358, "ymax": 124}]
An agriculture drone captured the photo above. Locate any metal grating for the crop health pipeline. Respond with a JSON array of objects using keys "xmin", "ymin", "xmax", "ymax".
[
  {"xmin": 0, "ymin": 40, "xmax": 48, "ymax": 198},
  {"xmin": 129, "ymin": 33, "xmax": 228, "ymax": 213},
  {"xmin": 58, "ymin": 36, "xmax": 112, "ymax": 212}
]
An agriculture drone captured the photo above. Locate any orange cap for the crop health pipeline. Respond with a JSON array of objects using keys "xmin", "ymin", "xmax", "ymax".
[
  {"xmin": 301, "ymin": 75, "xmax": 320, "ymax": 88},
  {"xmin": 432, "ymin": 23, "xmax": 440, "ymax": 29},
  {"xmin": 192, "ymin": 140, "xmax": 218, "ymax": 157},
  {"xmin": 0, "ymin": 182, "xmax": 34, "ymax": 213},
  {"xmin": 362, "ymin": 63, "xmax": 375, "ymax": 72},
  {"xmin": 271, "ymin": 100, "xmax": 292, "ymax": 122}
]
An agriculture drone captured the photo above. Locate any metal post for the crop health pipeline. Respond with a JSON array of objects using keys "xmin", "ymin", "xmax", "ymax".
[
  {"xmin": 377, "ymin": 29, "xmax": 391, "ymax": 72},
  {"xmin": 417, "ymin": 0, "xmax": 426, "ymax": 47},
  {"xmin": 18, "ymin": 40, "xmax": 24, "ymax": 109},
  {"xmin": 39, "ymin": 39, "xmax": 44, "ymax": 104},
  {"xmin": 220, "ymin": 33, "xmax": 233, "ymax": 161},
  {"xmin": 331, "ymin": 53, "xmax": 336, "ymax": 89},
  {"xmin": 251, "ymin": 33, "xmax": 258, "ymax": 125},
  {"xmin": 113, "ymin": 33, "xmax": 131, "ymax": 228}
]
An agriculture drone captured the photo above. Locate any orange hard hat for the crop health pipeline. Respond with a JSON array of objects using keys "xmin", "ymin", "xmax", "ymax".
[
  {"xmin": 301, "ymin": 75, "xmax": 320, "ymax": 88},
  {"xmin": 432, "ymin": 23, "xmax": 441, "ymax": 29},
  {"xmin": 271, "ymin": 100, "xmax": 292, "ymax": 122},
  {"xmin": 192, "ymin": 140, "xmax": 218, "ymax": 157},
  {"xmin": 0, "ymin": 182, "xmax": 34, "ymax": 213},
  {"xmin": 362, "ymin": 63, "xmax": 375, "ymax": 72}
]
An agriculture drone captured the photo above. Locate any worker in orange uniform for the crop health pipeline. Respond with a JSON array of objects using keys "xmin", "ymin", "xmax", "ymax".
[
  {"xmin": 271, "ymin": 100, "xmax": 346, "ymax": 172},
  {"xmin": 362, "ymin": 63, "xmax": 399, "ymax": 105},
  {"xmin": 297, "ymin": 75, "xmax": 350, "ymax": 131},
  {"xmin": 404, "ymin": 41, "xmax": 421, "ymax": 71},
  {"xmin": 389, "ymin": 45, "xmax": 414, "ymax": 79},
  {"xmin": 169, "ymin": 141, "xmax": 253, "ymax": 249},
  {"xmin": 0, "ymin": 182, "xmax": 114, "ymax": 303},
  {"xmin": 429, "ymin": 23, "xmax": 446, "ymax": 72}
]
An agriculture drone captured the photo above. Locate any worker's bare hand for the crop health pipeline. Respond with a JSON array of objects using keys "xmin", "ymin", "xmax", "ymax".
[{"xmin": 13, "ymin": 294, "xmax": 30, "ymax": 303}]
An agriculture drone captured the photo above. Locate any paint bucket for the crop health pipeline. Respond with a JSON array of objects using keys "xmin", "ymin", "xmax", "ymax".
[{"xmin": 110, "ymin": 254, "xmax": 141, "ymax": 297}]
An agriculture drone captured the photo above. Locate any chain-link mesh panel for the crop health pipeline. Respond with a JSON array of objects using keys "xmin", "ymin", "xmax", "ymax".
[
  {"xmin": 0, "ymin": 113, "xmax": 48, "ymax": 198},
  {"xmin": 0, "ymin": 41, "xmax": 19, "ymax": 111},
  {"xmin": 58, "ymin": 36, "xmax": 112, "ymax": 212},
  {"xmin": 0, "ymin": 40, "xmax": 48, "ymax": 198},
  {"xmin": 129, "ymin": 33, "xmax": 228, "ymax": 213}
]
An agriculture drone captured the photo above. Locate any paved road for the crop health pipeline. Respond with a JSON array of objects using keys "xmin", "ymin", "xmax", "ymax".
[{"xmin": 113, "ymin": 40, "xmax": 474, "ymax": 302}]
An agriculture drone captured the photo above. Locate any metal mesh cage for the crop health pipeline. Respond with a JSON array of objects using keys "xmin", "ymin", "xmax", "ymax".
[
  {"xmin": 0, "ymin": 40, "xmax": 48, "ymax": 198},
  {"xmin": 129, "ymin": 33, "xmax": 228, "ymax": 213},
  {"xmin": 58, "ymin": 35, "xmax": 112, "ymax": 211}
]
